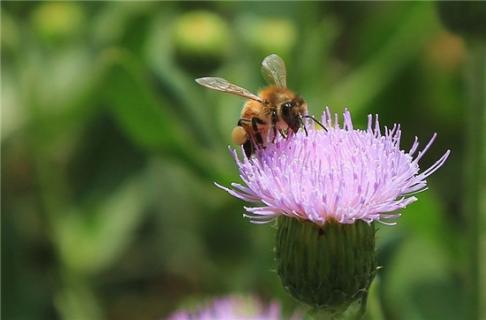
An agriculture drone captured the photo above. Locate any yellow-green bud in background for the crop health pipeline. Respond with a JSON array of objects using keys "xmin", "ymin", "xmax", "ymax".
[
  {"xmin": 172, "ymin": 11, "xmax": 231, "ymax": 74},
  {"xmin": 1, "ymin": 12, "xmax": 20, "ymax": 55},
  {"xmin": 238, "ymin": 15, "xmax": 297, "ymax": 58},
  {"xmin": 275, "ymin": 216, "xmax": 376, "ymax": 317},
  {"xmin": 31, "ymin": 2, "xmax": 85, "ymax": 44}
]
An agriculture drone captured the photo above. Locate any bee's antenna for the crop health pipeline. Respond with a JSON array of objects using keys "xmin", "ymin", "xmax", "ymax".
[
  {"xmin": 303, "ymin": 115, "xmax": 327, "ymax": 131},
  {"xmin": 299, "ymin": 116, "xmax": 309, "ymax": 136}
]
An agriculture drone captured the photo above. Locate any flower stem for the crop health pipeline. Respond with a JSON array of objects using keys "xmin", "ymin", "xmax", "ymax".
[
  {"xmin": 365, "ymin": 277, "xmax": 385, "ymax": 320},
  {"xmin": 305, "ymin": 308, "xmax": 336, "ymax": 320},
  {"xmin": 464, "ymin": 40, "xmax": 485, "ymax": 320},
  {"xmin": 305, "ymin": 297, "xmax": 368, "ymax": 320}
]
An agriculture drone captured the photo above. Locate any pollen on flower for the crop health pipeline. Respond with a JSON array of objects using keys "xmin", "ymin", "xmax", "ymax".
[{"xmin": 216, "ymin": 108, "xmax": 450, "ymax": 226}]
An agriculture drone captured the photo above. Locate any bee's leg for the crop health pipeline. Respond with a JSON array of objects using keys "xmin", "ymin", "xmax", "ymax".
[
  {"xmin": 279, "ymin": 129, "xmax": 287, "ymax": 139},
  {"xmin": 251, "ymin": 117, "xmax": 266, "ymax": 148},
  {"xmin": 236, "ymin": 119, "xmax": 256, "ymax": 156},
  {"xmin": 303, "ymin": 125, "xmax": 309, "ymax": 136},
  {"xmin": 237, "ymin": 118, "xmax": 256, "ymax": 145},
  {"xmin": 242, "ymin": 139, "xmax": 254, "ymax": 157},
  {"xmin": 271, "ymin": 111, "xmax": 278, "ymax": 143},
  {"xmin": 254, "ymin": 132, "xmax": 264, "ymax": 147},
  {"xmin": 237, "ymin": 118, "xmax": 250, "ymax": 126},
  {"xmin": 300, "ymin": 117, "xmax": 309, "ymax": 136}
]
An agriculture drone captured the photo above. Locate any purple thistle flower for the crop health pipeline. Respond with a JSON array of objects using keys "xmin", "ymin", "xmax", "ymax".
[
  {"xmin": 166, "ymin": 295, "xmax": 293, "ymax": 320},
  {"xmin": 216, "ymin": 108, "xmax": 450, "ymax": 226}
]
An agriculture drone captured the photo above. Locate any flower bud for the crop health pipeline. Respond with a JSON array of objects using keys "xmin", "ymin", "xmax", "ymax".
[
  {"xmin": 172, "ymin": 11, "xmax": 231, "ymax": 74},
  {"xmin": 238, "ymin": 15, "xmax": 296, "ymax": 58},
  {"xmin": 31, "ymin": 2, "xmax": 84, "ymax": 44},
  {"xmin": 275, "ymin": 216, "xmax": 376, "ymax": 315}
]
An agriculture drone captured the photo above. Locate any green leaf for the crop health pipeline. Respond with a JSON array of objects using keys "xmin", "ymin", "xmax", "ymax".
[
  {"xmin": 401, "ymin": 191, "xmax": 462, "ymax": 266},
  {"xmin": 328, "ymin": 3, "xmax": 440, "ymax": 114},
  {"xmin": 56, "ymin": 175, "xmax": 146, "ymax": 274},
  {"xmin": 100, "ymin": 49, "xmax": 232, "ymax": 182},
  {"xmin": 382, "ymin": 235, "xmax": 464, "ymax": 320},
  {"xmin": 144, "ymin": 13, "xmax": 222, "ymax": 147},
  {"xmin": 101, "ymin": 49, "xmax": 188, "ymax": 150}
]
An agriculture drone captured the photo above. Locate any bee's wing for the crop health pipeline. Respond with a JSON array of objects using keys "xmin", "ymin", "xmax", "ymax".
[
  {"xmin": 261, "ymin": 54, "xmax": 287, "ymax": 88},
  {"xmin": 195, "ymin": 77, "xmax": 263, "ymax": 103}
]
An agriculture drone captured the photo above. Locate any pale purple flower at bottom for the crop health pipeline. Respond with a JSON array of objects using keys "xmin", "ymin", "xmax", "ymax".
[
  {"xmin": 216, "ymin": 108, "xmax": 450, "ymax": 226},
  {"xmin": 167, "ymin": 295, "xmax": 295, "ymax": 320}
]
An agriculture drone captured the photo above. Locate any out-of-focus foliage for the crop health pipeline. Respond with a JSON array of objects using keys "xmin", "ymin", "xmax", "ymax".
[{"xmin": 1, "ymin": 2, "xmax": 477, "ymax": 319}]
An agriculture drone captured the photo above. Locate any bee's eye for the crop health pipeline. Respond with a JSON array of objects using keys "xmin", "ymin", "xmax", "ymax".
[{"xmin": 282, "ymin": 102, "xmax": 293, "ymax": 109}]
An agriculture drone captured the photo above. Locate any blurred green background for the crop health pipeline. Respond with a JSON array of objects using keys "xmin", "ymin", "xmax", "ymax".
[{"xmin": 2, "ymin": 2, "xmax": 483, "ymax": 319}]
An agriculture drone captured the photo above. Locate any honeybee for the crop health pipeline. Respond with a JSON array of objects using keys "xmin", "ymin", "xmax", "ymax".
[{"xmin": 196, "ymin": 54, "xmax": 323, "ymax": 156}]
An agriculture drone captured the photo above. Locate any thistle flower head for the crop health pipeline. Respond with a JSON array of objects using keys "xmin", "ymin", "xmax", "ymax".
[
  {"xmin": 167, "ymin": 295, "xmax": 286, "ymax": 320},
  {"xmin": 217, "ymin": 108, "xmax": 450, "ymax": 226}
]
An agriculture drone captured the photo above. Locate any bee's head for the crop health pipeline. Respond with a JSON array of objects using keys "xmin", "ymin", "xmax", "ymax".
[{"xmin": 281, "ymin": 96, "xmax": 307, "ymax": 133}]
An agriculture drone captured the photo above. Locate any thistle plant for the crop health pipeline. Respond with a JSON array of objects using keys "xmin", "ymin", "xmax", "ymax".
[{"xmin": 217, "ymin": 109, "xmax": 450, "ymax": 319}]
